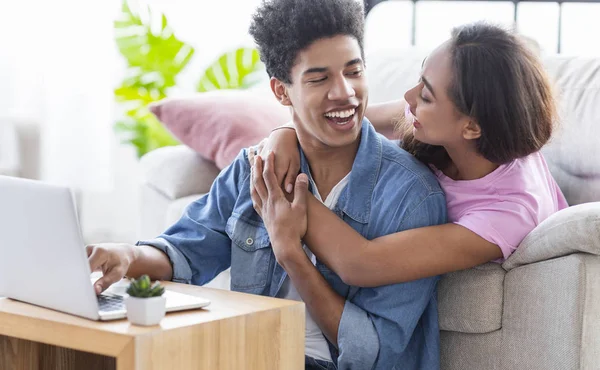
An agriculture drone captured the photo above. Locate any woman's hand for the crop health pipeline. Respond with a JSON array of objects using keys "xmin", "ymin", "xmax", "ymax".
[{"xmin": 251, "ymin": 152, "xmax": 309, "ymax": 263}]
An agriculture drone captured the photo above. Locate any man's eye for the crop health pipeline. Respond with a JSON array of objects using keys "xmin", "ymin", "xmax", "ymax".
[
  {"xmin": 309, "ymin": 77, "xmax": 327, "ymax": 83},
  {"xmin": 347, "ymin": 70, "xmax": 363, "ymax": 76}
]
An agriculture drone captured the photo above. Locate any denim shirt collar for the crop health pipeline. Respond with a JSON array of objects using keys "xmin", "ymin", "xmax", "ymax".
[{"xmin": 299, "ymin": 118, "xmax": 382, "ymax": 224}]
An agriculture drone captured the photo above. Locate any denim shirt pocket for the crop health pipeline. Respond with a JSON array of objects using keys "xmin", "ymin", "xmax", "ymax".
[{"xmin": 225, "ymin": 214, "xmax": 272, "ymax": 293}]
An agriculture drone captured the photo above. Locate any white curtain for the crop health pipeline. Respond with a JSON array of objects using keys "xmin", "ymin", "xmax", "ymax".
[{"xmin": 0, "ymin": 0, "xmax": 116, "ymax": 191}]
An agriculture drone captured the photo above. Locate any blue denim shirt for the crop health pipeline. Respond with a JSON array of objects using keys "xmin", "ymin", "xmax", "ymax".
[{"xmin": 139, "ymin": 119, "xmax": 447, "ymax": 370}]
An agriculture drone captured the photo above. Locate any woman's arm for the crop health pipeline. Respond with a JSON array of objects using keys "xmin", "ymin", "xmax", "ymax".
[
  {"xmin": 364, "ymin": 99, "xmax": 406, "ymax": 138},
  {"xmin": 304, "ymin": 196, "xmax": 503, "ymax": 287}
]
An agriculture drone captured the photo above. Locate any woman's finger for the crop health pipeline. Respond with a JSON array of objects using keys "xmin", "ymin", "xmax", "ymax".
[
  {"xmin": 284, "ymin": 164, "xmax": 299, "ymax": 194},
  {"xmin": 247, "ymin": 145, "xmax": 256, "ymax": 166}
]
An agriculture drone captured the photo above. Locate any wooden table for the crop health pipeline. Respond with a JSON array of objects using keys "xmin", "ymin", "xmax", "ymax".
[{"xmin": 0, "ymin": 282, "xmax": 305, "ymax": 370}]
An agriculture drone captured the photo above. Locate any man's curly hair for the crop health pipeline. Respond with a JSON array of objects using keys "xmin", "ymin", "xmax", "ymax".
[{"xmin": 249, "ymin": 0, "xmax": 365, "ymax": 84}]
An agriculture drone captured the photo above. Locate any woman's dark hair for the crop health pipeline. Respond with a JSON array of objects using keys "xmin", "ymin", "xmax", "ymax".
[
  {"xmin": 249, "ymin": 0, "xmax": 365, "ymax": 84},
  {"xmin": 401, "ymin": 22, "xmax": 557, "ymax": 169}
]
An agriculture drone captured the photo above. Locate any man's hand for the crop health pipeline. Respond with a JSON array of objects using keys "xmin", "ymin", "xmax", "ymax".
[
  {"xmin": 251, "ymin": 152, "xmax": 309, "ymax": 263},
  {"xmin": 247, "ymin": 125, "xmax": 301, "ymax": 218},
  {"xmin": 87, "ymin": 243, "xmax": 138, "ymax": 294}
]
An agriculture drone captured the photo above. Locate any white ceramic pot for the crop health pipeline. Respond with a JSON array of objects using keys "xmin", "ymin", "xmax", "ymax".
[{"xmin": 125, "ymin": 295, "xmax": 166, "ymax": 326}]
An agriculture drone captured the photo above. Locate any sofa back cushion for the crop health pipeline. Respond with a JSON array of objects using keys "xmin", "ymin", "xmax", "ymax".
[
  {"xmin": 540, "ymin": 56, "xmax": 600, "ymax": 205},
  {"xmin": 150, "ymin": 90, "xmax": 291, "ymax": 169}
]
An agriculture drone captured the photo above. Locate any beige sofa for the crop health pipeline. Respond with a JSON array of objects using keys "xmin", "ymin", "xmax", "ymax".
[{"xmin": 139, "ymin": 47, "xmax": 600, "ymax": 369}]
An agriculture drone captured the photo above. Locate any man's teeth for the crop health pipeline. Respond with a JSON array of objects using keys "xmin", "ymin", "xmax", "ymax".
[{"xmin": 324, "ymin": 109, "xmax": 356, "ymax": 119}]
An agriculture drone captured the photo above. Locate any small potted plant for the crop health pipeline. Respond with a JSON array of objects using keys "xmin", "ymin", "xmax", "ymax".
[{"xmin": 125, "ymin": 275, "xmax": 166, "ymax": 326}]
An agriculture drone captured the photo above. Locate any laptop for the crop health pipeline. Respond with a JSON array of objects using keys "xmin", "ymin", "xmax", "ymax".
[{"xmin": 0, "ymin": 176, "xmax": 210, "ymax": 321}]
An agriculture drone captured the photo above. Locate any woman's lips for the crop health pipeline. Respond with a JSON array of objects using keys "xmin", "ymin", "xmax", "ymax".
[{"xmin": 405, "ymin": 103, "xmax": 421, "ymax": 128}]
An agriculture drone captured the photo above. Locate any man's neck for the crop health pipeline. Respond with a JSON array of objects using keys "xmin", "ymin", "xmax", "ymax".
[{"xmin": 297, "ymin": 132, "xmax": 360, "ymax": 201}]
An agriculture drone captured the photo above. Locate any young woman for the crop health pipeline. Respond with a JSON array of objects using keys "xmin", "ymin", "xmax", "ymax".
[{"xmin": 250, "ymin": 22, "xmax": 568, "ymax": 287}]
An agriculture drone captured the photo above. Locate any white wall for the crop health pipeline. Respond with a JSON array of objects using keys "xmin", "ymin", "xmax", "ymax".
[
  {"xmin": 83, "ymin": 0, "xmax": 266, "ymax": 244},
  {"xmin": 3, "ymin": 0, "xmax": 598, "ymax": 244}
]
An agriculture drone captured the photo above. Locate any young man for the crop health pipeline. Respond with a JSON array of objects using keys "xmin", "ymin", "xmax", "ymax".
[{"xmin": 86, "ymin": 0, "xmax": 447, "ymax": 368}]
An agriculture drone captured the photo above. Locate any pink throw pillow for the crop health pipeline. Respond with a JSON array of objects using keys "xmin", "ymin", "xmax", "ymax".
[{"xmin": 150, "ymin": 91, "xmax": 291, "ymax": 169}]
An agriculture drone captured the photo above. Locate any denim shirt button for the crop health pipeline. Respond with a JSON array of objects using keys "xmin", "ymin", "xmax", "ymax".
[{"xmin": 245, "ymin": 237, "xmax": 254, "ymax": 246}]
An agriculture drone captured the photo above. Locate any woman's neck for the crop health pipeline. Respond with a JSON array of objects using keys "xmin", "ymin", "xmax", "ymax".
[{"xmin": 443, "ymin": 144, "xmax": 499, "ymax": 181}]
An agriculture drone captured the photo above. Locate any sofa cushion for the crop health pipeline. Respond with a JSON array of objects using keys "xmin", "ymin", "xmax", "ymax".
[
  {"xmin": 438, "ymin": 263, "xmax": 505, "ymax": 333},
  {"xmin": 540, "ymin": 56, "xmax": 600, "ymax": 206},
  {"xmin": 140, "ymin": 145, "xmax": 221, "ymax": 201},
  {"xmin": 150, "ymin": 90, "xmax": 291, "ymax": 169}
]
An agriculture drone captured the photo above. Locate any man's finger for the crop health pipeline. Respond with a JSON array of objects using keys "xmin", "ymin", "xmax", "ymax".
[
  {"xmin": 253, "ymin": 157, "xmax": 268, "ymax": 201},
  {"xmin": 263, "ymin": 152, "xmax": 283, "ymax": 195},
  {"xmin": 93, "ymin": 268, "xmax": 124, "ymax": 295},
  {"xmin": 87, "ymin": 247, "xmax": 105, "ymax": 273},
  {"xmin": 292, "ymin": 173, "xmax": 309, "ymax": 211},
  {"xmin": 250, "ymin": 186, "xmax": 264, "ymax": 217}
]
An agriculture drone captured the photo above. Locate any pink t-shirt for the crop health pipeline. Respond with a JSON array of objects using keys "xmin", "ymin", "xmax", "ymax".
[{"xmin": 434, "ymin": 152, "xmax": 568, "ymax": 262}]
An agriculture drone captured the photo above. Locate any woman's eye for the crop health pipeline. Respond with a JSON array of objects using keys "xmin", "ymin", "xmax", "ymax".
[{"xmin": 419, "ymin": 94, "xmax": 431, "ymax": 103}]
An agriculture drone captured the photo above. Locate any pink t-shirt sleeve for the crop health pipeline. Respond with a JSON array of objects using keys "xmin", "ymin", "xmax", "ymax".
[{"xmin": 455, "ymin": 201, "xmax": 536, "ymax": 261}]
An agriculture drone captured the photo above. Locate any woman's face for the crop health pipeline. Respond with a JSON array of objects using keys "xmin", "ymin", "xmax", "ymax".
[{"xmin": 403, "ymin": 41, "xmax": 470, "ymax": 147}]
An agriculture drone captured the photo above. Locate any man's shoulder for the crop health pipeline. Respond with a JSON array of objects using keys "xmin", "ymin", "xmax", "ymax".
[
  {"xmin": 378, "ymin": 138, "xmax": 443, "ymax": 195},
  {"xmin": 221, "ymin": 148, "xmax": 252, "ymax": 179}
]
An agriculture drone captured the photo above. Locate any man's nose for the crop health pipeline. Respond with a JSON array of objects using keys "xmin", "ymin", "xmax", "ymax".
[{"xmin": 328, "ymin": 76, "xmax": 356, "ymax": 101}]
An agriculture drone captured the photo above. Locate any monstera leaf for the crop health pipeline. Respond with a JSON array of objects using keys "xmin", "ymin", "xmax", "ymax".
[
  {"xmin": 115, "ymin": 0, "xmax": 194, "ymax": 89},
  {"xmin": 113, "ymin": 0, "xmax": 194, "ymax": 157},
  {"xmin": 197, "ymin": 47, "xmax": 265, "ymax": 92},
  {"xmin": 113, "ymin": 0, "xmax": 266, "ymax": 158}
]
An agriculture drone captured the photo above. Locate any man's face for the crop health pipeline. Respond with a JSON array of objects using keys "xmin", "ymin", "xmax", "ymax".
[{"xmin": 275, "ymin": 35, "xmax": 368, "ymax": 150}]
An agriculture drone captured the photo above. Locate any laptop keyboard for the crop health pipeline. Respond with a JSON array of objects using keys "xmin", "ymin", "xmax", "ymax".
[{"xmin": 98, "ymin": 294, "xmax": 125, "ymax": 312}]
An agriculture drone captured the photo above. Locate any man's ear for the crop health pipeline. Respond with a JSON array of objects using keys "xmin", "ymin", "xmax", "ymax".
[
  {"xmin": 462, "ymin": 118, "xmax": 482, "ymax": 140},
  {"xmin": 270, "ymin": 78, "xmax": 292, "ymax": 106}
]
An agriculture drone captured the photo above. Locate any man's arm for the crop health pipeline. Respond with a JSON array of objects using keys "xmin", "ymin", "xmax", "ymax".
[
  {"xmin": 276, "ymin": 240, "xmax": 345, "ymax": 346},
  {"xmin": 136, "ymin": 150, "xmax": 250, "ymax": 285}
]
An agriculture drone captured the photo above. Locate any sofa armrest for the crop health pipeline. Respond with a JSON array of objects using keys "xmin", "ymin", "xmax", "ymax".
[
  {"xmin": 500, "ymin": 253, "xmax": 600, "ymax": 369},
  {"xmin": 503, "ymin": 202, "xmax": 600, "ymax": 271},
  {"xmin": 139, "ymin": 145, "xmax": 221, "ymax": 201}
]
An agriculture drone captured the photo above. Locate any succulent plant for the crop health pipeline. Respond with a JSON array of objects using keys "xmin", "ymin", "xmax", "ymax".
[{"xmin": 126, "ymin": 275, "xmax": 165, "ymax": 298}]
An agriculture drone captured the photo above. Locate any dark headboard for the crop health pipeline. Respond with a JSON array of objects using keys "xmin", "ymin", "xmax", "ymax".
[{"xmin": 363, "ymin": 0, "xmax": 599, "ymax": 53}]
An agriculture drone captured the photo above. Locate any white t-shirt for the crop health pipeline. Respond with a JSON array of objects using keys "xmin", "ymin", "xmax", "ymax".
[{"xmin": 277, "ymin": 172, "xmax": 351, "ymax": 362}]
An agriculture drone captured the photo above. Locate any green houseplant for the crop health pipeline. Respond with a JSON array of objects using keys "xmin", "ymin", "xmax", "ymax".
[
  {"xmin": 125, "ymin": 275, "xmax": 166, "ymax": 326},
  {"xmin": 114, "ymin": 0, "xmax": 265, "ymax": 158}
]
